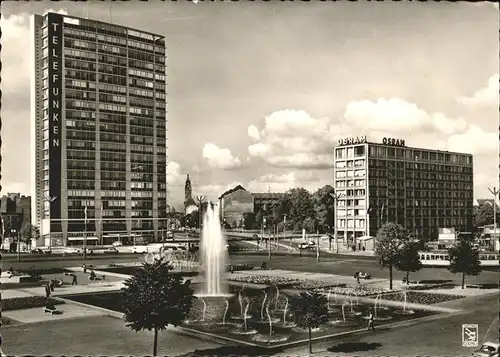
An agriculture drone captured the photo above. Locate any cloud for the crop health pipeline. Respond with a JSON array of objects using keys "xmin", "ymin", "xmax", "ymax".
[
  {"xmin": 195, "ymin": 181, "xmax": 243, "ymax": 202},
  {"xmin": 441, "ymin": 124, "xmax": 498, "ymax": 155},
  {"xmin": 167, "ymin": 161, "xmax": 184, "ymax": 186},
  {"xmin": 247, "ymin": 125, "xmax": 260, "ymax": 141},
  {"xmin": 247, "ymin": 171, "xmax": 320, "ymax": 193},
  {"xmin": 202, "ymin": 143, "xmax": 241, "ymax": 170},
  {"xmin": 2, "ymin": 9, "xmax": 68, "ymax": 96},
  {"xmin": 457, "ymin": 74, "xmax": 499, "ymax": 107},
  {"xmin": 247, "ymin": 100, "xmax": 478, "ymax": 169}
]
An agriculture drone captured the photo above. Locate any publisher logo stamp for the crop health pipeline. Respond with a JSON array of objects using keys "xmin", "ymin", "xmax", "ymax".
[{"xmin": 462, "ymin": 324, "xmax": 479, "ymax": 347}]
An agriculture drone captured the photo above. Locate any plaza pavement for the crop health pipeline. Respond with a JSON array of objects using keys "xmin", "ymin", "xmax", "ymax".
[{"xmin": 1, "ymin": 264, "xmax": 498, "ymax": 356}]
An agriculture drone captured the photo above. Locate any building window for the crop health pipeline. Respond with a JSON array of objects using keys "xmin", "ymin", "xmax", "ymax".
[{"xmin": 336, "ymin": 148, "xmax": 346, "ymax": 159}]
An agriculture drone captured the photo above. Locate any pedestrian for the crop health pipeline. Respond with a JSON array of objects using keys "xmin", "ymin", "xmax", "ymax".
[
  {"xmin": 82, "ymin": 264, "xmax": 87, "ymax": 274},
  {"xmin": 49, "ymin": 280, "xmax": 55, "ymax": 292},
  {"xmin": 356, "ymin": 274, "xmax": 360, "ymax": 284},
  {"xmin": 71, "ymin": 273, "xmax": 78, "ymax": 286},
  {"xmin": 45, "ymin": 284, "xmax": 50, "ymax": 298},
  {"xmin": 367, "ymin": 308, "xmax": 375, "ymax": 331}
]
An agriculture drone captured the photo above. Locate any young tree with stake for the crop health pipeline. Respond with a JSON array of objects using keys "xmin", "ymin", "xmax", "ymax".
[
  {"xmin": 374, "ymin": 222, "xmax": 411, "ymax": 290},
  {"xmin": 290, "ymin": 291, "xmax": 329, "ymax": 354},
  {"xmin": 394, "ymin": 241, "xmax": 422, "ymax": 284},
  {"xmin": 447, "ymin": 239, "xmax": 482, "ymax": 289},
  {"xmin": 121, "ymin": 257, "xmax": 195, "ymax": 356}
]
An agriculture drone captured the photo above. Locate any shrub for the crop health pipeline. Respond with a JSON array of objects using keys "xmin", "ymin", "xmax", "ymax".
[
  {"xmin": 1, "ymin": 296, "xmax": 65, "ymax": 311},
  {"xmin": 228, "ymin": 264, "xmax": 255, "ymax": 272}
]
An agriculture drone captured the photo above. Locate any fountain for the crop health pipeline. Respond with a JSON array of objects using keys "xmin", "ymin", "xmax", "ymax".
[
  {"xmin": 238, "ymin": 292, "xmax": 244, "ymax": 318},
  {"xmin": 201, "ymin": 298, "xmax": 207, "ymax": 322},
  {"xmin": 261, "ymin": 291, "xmax": 268, "ymax": 320},
  {"xmin": 243, "ymin": 300, "xmax": 250, "ymax": 330},
  {"xmin": 275, "ymin": 286, "xmax": 280, "ymax": 310},
  {"xmin": 200, "ymin": 203, "xmax": 228, "ymax": 296},
  {"xmin": 222, "ymin": 299, "xmax": 229, "ymax": 325},
  {"xmin": 394, "ymin": 290, "xmax": 415, "ymax": 315}
]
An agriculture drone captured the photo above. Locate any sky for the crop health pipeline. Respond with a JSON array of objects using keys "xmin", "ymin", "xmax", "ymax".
[{"xmin": 2, "ymin": 1, "xmax": 499, "ymax": 210}]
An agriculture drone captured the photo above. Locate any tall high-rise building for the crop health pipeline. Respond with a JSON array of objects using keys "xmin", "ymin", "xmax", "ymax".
[
  {"xmin": 30, "ymin": 12, "xmax": 167, "ymax": 246},
  {"xmin": 333, "ymin": 136, "xmax": 474, "ymax": 243}
]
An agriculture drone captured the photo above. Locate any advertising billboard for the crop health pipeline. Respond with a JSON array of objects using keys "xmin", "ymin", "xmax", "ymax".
[{"xmin": 47, "ymin": 12, "xmax": 63, "ymax": 220}]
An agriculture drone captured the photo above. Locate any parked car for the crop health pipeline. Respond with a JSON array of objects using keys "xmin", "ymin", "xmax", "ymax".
[
  {"xmin": 131, "ymin": 245, "xmax": 148, "ymax": 254},
  {"xmin": 112, "ymin": 241, "xmax": 123, "ymax": 247},
  {"xmin": 473, "ymin": 342, "xmax": 500, "ymax": 357},
  {"xmin": 105, "ymin": 247, "xmax": 118, "ymax": 254},
  {"xmin": 63, "ymin": 247, "xmax": 81, "ymax": 254},
  {"xmin": 358, "ymin": 272, "xmax": 371, "ymax": 279},
  {"xmin": 1, "ymin": 271, "xmax": 15, "ymax": 278}
]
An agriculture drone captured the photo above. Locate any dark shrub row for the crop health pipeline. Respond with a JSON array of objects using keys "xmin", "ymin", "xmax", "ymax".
[{"xmin": 1, "ymin": 296, "xmax": 65, "ymax": 311}]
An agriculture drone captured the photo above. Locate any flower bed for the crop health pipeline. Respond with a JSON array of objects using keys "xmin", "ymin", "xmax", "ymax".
[
  {"xmin": 292, "ymin": 281, "xmax": 346, "ymax": 290},
  {"xmin": 315, "ymin": 284, "xmax": 390, "ymax": 297},
  {"xmin": 228, "ymin": 264, "xmax": 255, "ymax": 272},
  {"xmin": 227, "ymin": 275, "xmax": 298, "ymax": 286},
  {"xmin": 1, "ymin": 296, "xmax": 65, "ymax": 311},
  {"xmin": 380, "ymin": 291, "xmax": 464, "ymax": 305}
]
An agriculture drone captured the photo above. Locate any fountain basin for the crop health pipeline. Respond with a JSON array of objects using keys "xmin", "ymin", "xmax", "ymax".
[{"xmin": 252, "ymin": 334, "xmax": 291, "ymax": 343}]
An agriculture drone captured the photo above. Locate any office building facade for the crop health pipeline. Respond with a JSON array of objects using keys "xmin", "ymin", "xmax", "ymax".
[
  {"xmin": 30, "ymin": 12, "xmax": 167, "ymax": 246},
  {"xmin": 334, "ymin": 136, "xmax": 474, "ymax": 243}
]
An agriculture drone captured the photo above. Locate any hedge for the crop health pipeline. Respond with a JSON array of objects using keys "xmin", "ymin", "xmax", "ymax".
[{"xmin": 1, "ymin": 296, "xmax": 65, "ymax": 311}]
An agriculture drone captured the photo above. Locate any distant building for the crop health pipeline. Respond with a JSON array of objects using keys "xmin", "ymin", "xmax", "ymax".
[
  {"xmin": 218, "ymin": 185, "xmax": 284, "ymax": 227},
  {"xmin": 0, "ymin": 193, "xmax": 32, "ymax": 241},
  {"xmin": 184, "ymin": 174, "xmax": 198, "ymax": 215}
]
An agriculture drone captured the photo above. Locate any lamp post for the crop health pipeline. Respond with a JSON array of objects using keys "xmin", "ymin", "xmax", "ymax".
[
  {"xmin": 488, "ymin": 187, "xmax": 499, "ymax": 250},
  {"xmin": 329, "ymin": 192, "xmax": 345, "ymax": 253},
  {"xmin": 195, "ymin": 196, "xmax": 206, "ymax": 233},
  {"xmin": 83, "ymin": 206, "xmax": 88, "ymax": 260}
]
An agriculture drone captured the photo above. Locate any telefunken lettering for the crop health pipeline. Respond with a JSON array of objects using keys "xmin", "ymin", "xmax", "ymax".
[{"xmin": 48, "ymin": 12, "xmax": 63, "ymax": 219}]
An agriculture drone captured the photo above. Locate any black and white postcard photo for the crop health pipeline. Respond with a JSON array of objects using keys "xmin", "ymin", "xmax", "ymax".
[{"xmin": 0, "ymin": 1, "xmax": 498, "ymax": 356}]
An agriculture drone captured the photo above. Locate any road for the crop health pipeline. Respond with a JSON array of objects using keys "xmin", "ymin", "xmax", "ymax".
[{"xmin": 2, "ymin": 251, "xmax": 498, "ymax": 287}]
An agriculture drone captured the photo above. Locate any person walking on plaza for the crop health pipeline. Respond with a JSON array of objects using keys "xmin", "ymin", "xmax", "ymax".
[
  {"xmin": 367, "ymin": 308, "xmax": 375, "ymax": 331},
  {"xmin": 71, "ymin": 273, "xmax": 78, "ymax": 286},
  {"xmin": 45, "ymin": 283, "xmax": 51, "ymax": 298}
]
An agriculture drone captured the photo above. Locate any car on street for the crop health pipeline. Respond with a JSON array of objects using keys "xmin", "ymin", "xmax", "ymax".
[
  {"xmin": 112, "ymin": 241, "xmax": 123, "ymax": 247},
  {"xmin": 357, "ymin": 272, "xmax": 371, "ymax": 279},
  {"xmin": 31, "ymin": 248, "xmax": 44, "ymax": 254},
  {"xmin": 473, "ymin": 342, "xmax": 500, "ymax": 357},
  {"xmin": 131, "ymin": 245, "xmax": 148, "ymax": 254},
  {"xmin": 1, "ymin": 271, "xmax": 15, "ymax": 278},
  {"xmin": 105, "ymin": 247, "xmax": 119, "ymax": 254},
  {"xmin": 63, "ymin": 247, "xmax": 81, "ymax": 254},
  {"xmin": 298, "ymin": 241, "xmax": 316, "ymax": 249}
]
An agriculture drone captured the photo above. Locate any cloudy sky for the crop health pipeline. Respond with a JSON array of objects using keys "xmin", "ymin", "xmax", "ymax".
[{"xmin": 2, "ymin": 1, "xmax": 499, "ymax": 210}]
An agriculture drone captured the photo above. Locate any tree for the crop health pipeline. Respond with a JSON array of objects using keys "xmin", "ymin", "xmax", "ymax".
[
  {"xmin": 20, "ymin": 224, "xmax": 39, "ymax": 245},
  {"xmin": 447, "ymin": 240, "xmax": 482, "ymax": 289},
  {"xmin": 278, "ymin": 188, "xmax": 316, "ymax": 232},
  {"xmin": 242, "ymin": 212, "xmax": 255, "ymax": 230},
  {"xmin": 474, "ymin": 203, "xmax": 500, "ymax": 227},
  {"xmin": 122, "ymin": 257, "xmax": 195, "ymax": 356},
  {"xmin": 394, "ymin": 241, "xmax": 422, "ymax": 284},
  {"xmin": 312, "ymin": 185, "xmax": 335, "ymax": 233},
  {"xmin": 290, "ymin": 291, "xmax": 329, "ymax": 354},
  {"xmin": 374, "ymin": 222, "xmax": 411, "ymax": 290}
]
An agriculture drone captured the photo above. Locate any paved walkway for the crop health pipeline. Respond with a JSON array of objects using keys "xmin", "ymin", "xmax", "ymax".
[{"xmin": 3, "ymin": 304, "xmax": 107, "ymax": 324}]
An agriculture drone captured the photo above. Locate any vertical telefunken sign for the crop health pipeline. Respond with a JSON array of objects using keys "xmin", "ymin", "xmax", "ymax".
[{"xmin": 48, "ymin": 13, "xmax": 63, "ymax": 220}]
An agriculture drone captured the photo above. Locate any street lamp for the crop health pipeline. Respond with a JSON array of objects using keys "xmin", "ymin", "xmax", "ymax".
[
  {"xmin": 488, "ymin": 186, "xmax": 499, "ymax": 250},
  {"xmin": 195, "ymin": 196, "xmax": 206, "ymax": 232},
  {"xmin": 329, "ymin": 192, "xmax": 345, "ymax": 254}
]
